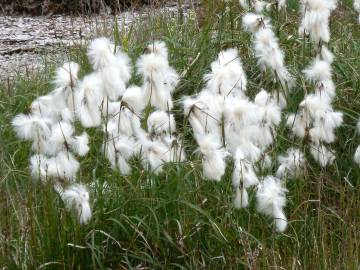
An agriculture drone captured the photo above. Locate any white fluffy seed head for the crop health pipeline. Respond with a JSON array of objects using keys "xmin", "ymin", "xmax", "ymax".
[
  {"xmin": 272, "ymin": 92, "xmax": 287, "ymax": 109},
  {"xmin": 245, "ymin": 17, "xmax": 294, "ymax": 88},
  {"xmin": 255, "ymin": 89, "xmax": 282, "ymax": 127},
  {"xmin": 198, "ymin": 135, "xmax": 227, "ymax": 181},
  {"xmin": 30, "ymin": 154, "xmax": 48, "ymax": 182},
  {"xmin": 146, "ymin": 40, "xmax": 169, "ymax": 59},
  {"xmin": 303, "ymin": 58, "xmax": 332, "ymax": 83},
  {"xmin": 137, "ymin": 47, "xmax": 169, "ymax": 78},
  {"xmin": 302, "ymin": 0, "xmax": 337, "ymax": 11},
  {"xmin": 255, "ymin": 29, "xmax": 281, "ymax": 66},
  {"xmin": 51, "ymin": 121, "xmax": 74, "ymax": 143},
  {"xmin": 315, "ymin": 80, "xmax": 336, "ymax": 101},
  {"xmin": 46, "ymin": 121, "xmax": 75, "ymax": 155},
  {"xmin": 239, "ymin": 0, "xmax": 250, "ymax": 9},
  {"xmin": 277, "ymin": 0, "xmax": 286, "ymax": 10},
  {"xmin": 274, "ymin": 209, "xmax": 288, "ymax": 232},
  {"xmin": 355, "ymin": 0, "xmax": 360, "ymax": 23},
  {"xmin": 12, "ymin": 114, "xmax": 53, "ymax": 153},
  {"xmin": 87, "ymin": 37, "xmax": 114, "ymax": 70},
  {"xmin": 122, "ymin": 86, "xmax": 146, "ymax": 115},
  {"xmin": 12, "ymin": 113, "xmax": 40, "ymax": 140},
  {"xmin": 354, "ymin": 145, "xmax": 360, "ymax": 165},
  {"xmin": 256, "ymin": 176, "xmax": 288, "ymax": 232},
  {"xmin": 98, "ymin": 49, "xmax": 131, "ymax": 101},
  {"xmin": 310, "ymin": 144, "xmax": 335, "ymax": 167},
  {"xmin": 53, "ymin": 151, "xmax": 80, "ymax": 181},
  {"xmin": 300, "ymin": 93, "xmax": 331, "ymax": 118},
  {"xmin": 232, "ymin": 149, "xmax": 259, "ymax": 188},
  {"xmin": 136, "ymin": 44, "xmax": 177, "ymax": 110},
  {"xmin": 256, "ymin": 176, "xmax": 287, "ymax": 210},
  {"xmin": 147, "ymin": 111, "xmax": 176, "ymax": 136},
  {"xmin": 115, "ymin": 51, "xmax": 132, "ymax": 83},
  {"xmin": 234, "ymin": 187, "xmax": 249, "ymax": 209},
  {"xmin": 143, "ymin": 139, "xmax": 171, "ymax": 174},
  {"xmin": 299, "ymin": 0, "xmax": 336, "ymax": 43},
  {"xmin": 54, "ymin": 62, "xmax": 80, "ymax": 88},
  {"xmin": 276, "ymin": 148, "xmax": 305, "ymax": 179},
  {"xmin": 29, "ymin": 151, "xmax": 79, "ymax": 182},
  {"xmin": 30, "ymin": 95, "xmax": 57, "ymax": 119},
  {"xmin": 254, "ymin": 1, "xmax": 272, "ymax": 13},
  {"xmin": 204, "ymin": 48, "xmax": 247, "ymax": 97},
  {"xmin": 224, "ymin": 98, "xmax": 260, "ymax": 126},
  {"xmin": 71, "ymin": 132, "xmax": 90, "ymax": 157},
  {"xmin": 286, "ymin": 112, "xmax": 307, "ymax": 138},
  {"xmin": 100, "ymin": 66, "xmax": 126, "ymax": 101},
  {"xmin": 242, "ymin": 13, "xmax": 269, "ymax": 33},
  {"xmin": 355, "ymin": 0, "xmax": 360, "ymax": 12},
  {"xmin": 320, "ymin": 46, "xmax": 335, "ymax": 64},
  {"xmin": 109, "ymin": 135, "xmax": 137, "ymax": 175},
  {"xmin": 61, "ymin": 184, "xmax": 92, "ymax": 225},
  {"xmin": 182, "ymin": 92, "xmax": 222, "ymax": 142},
  {"xmin": 75, "ymin": 73, "xmax": 104, "ymax": 128},
  {"xmin": 105, "ymin": 107, "xmax": 141, "ymax": 138},
  {"xmin": 310, "ymin": 111, "xmax": 343, "ymax": 144},
  {"xmin": 254, "ymin": 89, "xmax": 270, "ymax": 106}
]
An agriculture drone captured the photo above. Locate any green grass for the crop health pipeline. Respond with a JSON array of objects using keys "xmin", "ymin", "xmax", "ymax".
[{"xmin": 1, "ymin": 0, "xmax": 360, "ymax": 269}]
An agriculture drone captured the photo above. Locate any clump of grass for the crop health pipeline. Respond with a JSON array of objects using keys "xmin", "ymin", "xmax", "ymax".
[{"xmin": 0, "ymin": 0, "xmax": 360, "ymax": 269}]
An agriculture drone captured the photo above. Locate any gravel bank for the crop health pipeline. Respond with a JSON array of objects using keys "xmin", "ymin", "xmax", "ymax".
[{"xmin": 0, "ymin": 1, "xmax": 196, "ymax": 81}]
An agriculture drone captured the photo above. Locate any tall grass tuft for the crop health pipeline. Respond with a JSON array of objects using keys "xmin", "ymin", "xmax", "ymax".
[{"xmin": 0, "ymin": 0, "xmax": 359, "ymax": 269}]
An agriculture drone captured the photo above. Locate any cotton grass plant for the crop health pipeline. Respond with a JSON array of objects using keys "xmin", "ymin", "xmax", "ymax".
[
  {"xmin": 286, "ymin": 0, "xmax": 343, "ymax": 168},
  {"xmin": 2, "ymin": 0, "xmax": 360, "ymax": 268},
  {"xmin": 183, "ymin": 45, "xmax": 290, "ymax": 231},
  {"xmin": 12, "ymin": 38, "xmax": 186, "ymax": 224},
  {"xmin": 10, "ymin": 0, "xmax": 353, "ymax": 233},
  {"xmin": 12, "ymin": 61, "xmax": 92, "ymax": 224}
]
